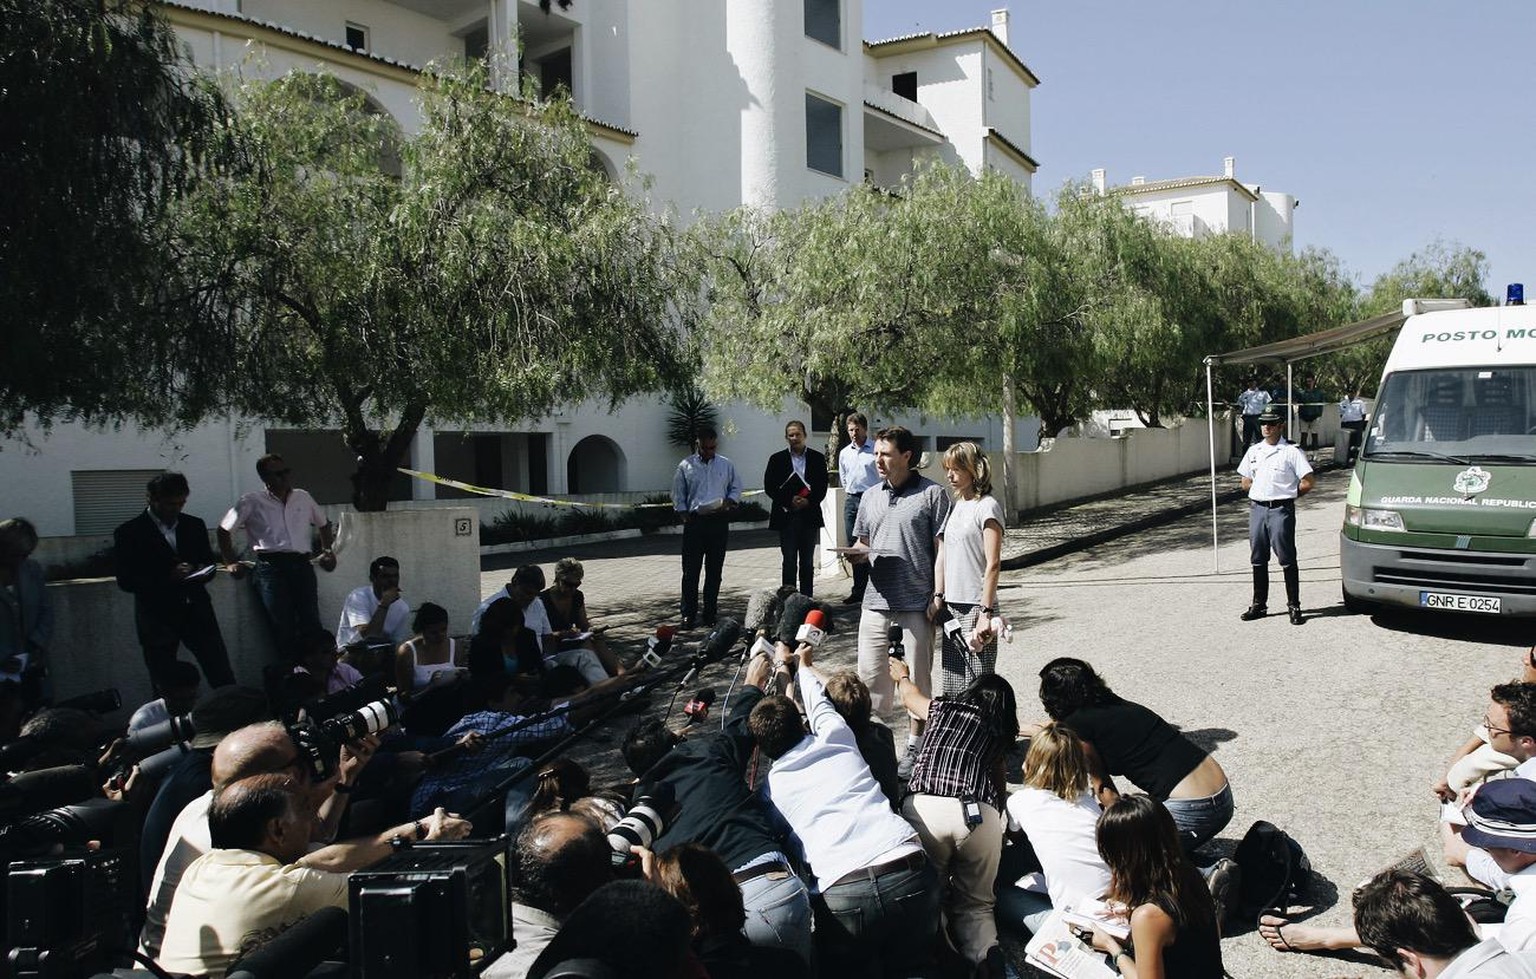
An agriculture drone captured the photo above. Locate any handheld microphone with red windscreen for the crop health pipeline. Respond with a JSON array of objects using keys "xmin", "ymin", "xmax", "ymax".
[
  {"xmin": 887, "ymin": 624, "xmax": 905, "ymax": 660},
  {"xmin": 641, "ymin": 624, "xmax": 677, "ymax": 669},
  {"xmin": 795, "ymin": 608, "xmax": 828, "ymax": 649},
  {"xmin": 683, "ymin": 688, "xmax": 716, "ymax": 725}
]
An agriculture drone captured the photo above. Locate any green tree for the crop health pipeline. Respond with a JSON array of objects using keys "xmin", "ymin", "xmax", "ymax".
[
  {"xmin": 173, "ymin": 64, "xmax": 692, "ymax": 509},
  {"xmin": 695, "ymin": 178, "xmax": 964, "ymax": 437},
  {"xmin": 0, "ymin": 0, "xmax": 233, "ymax": 434},
  {"xmin": 1318, "ymin": 239, "xmax": 1490, "ymax": 397}
]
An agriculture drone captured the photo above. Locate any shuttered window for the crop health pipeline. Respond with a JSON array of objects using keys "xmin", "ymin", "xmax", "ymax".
[{"xmin": 71, "ymin": 469, "xmax": 162, "ymax": 534}]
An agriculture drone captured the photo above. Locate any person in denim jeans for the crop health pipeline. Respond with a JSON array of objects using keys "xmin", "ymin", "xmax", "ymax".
[
  {"xmin": 620, "ymin": 654, "xmax": 812, "ymax": 967},
  {"xmin": 750, "ymin": 641, "xmax": 940, "ymax": 978}
]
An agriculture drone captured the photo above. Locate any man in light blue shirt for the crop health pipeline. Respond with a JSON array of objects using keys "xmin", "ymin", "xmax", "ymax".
[
  {"xmin": 671, "ymin": 426, "xmax": 741, "ymax": 629},
  {"xmin": 837, "ymin": 412, "xmax": 879, "ymax": 604}
]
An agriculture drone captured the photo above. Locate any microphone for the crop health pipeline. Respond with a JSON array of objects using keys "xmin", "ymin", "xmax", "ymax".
[
  {"xmin": 682, "ymin": 688, "xmax": 715, "ymax": 726},
  {"xmin": 0, "ymin": 765, "xmax": 102, "ymax": 820},
  {"xmin": 775, "ymin": 593, "xmax": 816, "ymax": 645},
  {"xmin": 938, "ymin": 605, "xmax": 964, "ymax": 645},
  {"xmin": 698, "ymin": 618, "xmax": 743, "ymax": 665},
  {"xmin": 795, "ymin": 608, "xmax": 828, "ymax": 649},
  {"xmin": 641, "ymin": 624, "xmax": 677, "ymax": 669},
  {"xmin": 743, "ymin": 589, "xmax": 785, "ymax": 636},
  {"xmin": 887, "ymin": 624, "xmax": 905, "ymax": 660}
]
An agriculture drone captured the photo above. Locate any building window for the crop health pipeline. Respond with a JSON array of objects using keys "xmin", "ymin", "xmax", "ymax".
[
  {"xmin": 986, "ymin": 67, "xmax": 995, "ymax": 101},
  {"xmin": 805, "ymin": 93, "xmax": 843, "ymax": 178},
  {"xmin": 539, "ymin": 47, "xmax": 573, "ymax": 100},
  {"xmin": 463, "ymin": 21, "xmax": 490, "ymax": 62},
  {"xmin": 804, "ymin": 0, "xmax": 841, "ymax": 49},
  {"xmin": 71, "ymin": 469, "xmax": 164, "ymax": 535},
  {"xmin": 891, "ymin": 71, "xmax": 918, "ymax": 102},
  {"xmin": 344, "ymin": 22, "xmax": 369, "ymax": 53},
  {"xmin": 1170, "ymin": 200, "xmax": 1193, "ymax": 217}
]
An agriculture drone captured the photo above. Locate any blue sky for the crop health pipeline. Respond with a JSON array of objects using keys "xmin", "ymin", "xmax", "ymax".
[{"xmin": 863, "ymin": 1, "xmax": 1535, "ymax": 299}]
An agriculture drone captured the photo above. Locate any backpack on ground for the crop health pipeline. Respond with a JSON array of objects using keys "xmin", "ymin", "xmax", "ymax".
[{"xmin": 1232, "ymin": 819, "xmax": 1312, "ymax": 924}]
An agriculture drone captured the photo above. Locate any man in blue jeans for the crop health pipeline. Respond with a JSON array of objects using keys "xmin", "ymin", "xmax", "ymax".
[
  {"xmin": 621, "ymin": 653, "xmax": 813, "ymax": 966},
  {"xmin": 218, "ymin": 454, "xmax": 336, "ymax": 661},
  {"xmin": 750, "ymin": 642, "xmax": 940, "ymax": 978},
  {"xmin": 837, "ymin": 412, "xmax": 879, "ymax": 604}
]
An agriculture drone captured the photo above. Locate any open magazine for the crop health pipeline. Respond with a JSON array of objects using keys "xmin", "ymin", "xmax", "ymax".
[{"xmin": 1024, "ymin": 912, "xmax": 1117, "ymax": 979}]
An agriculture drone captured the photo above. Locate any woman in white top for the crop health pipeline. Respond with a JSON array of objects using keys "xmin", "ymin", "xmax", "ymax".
[
  {"xmin": 933, "ymin": 442, "xmax": 1007, "ymax": 696},
  {"xmin": 395, "ymin": 602, "xmax": 462, "ymax": 695},
  {"xmin": 999, "ymin": 723, "xmax": 1112, "ymax": 934}
]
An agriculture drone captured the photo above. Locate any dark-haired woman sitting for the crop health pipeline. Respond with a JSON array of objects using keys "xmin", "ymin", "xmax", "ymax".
[
  {"xmin": 1089, "ymin": 794, "xmax": 1224, "ymax": 979},
  {"xmin": 1034, "ymin": 657, "xmax": 1232, "ymax": 854}
]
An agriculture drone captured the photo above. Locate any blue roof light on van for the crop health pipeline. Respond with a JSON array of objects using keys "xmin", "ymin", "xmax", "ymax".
[{"xmin": 1508, "ymin": 283, "xmax": 1524, "ymax": 306}]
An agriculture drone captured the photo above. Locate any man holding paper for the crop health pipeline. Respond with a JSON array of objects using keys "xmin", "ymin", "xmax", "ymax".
[
  {"xmin": 764, "ymin": 420, "xmax": 827, "ymax": 597},
  {"xmin": 672, "ymin": 426, "xmax": 742, "ymax": 630},
  {"xmin": 115, "ymin": 472, "xmax": 237, "ymax": 691}
]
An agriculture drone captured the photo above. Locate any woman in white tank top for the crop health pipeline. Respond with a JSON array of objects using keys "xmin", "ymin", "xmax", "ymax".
[{"xmin": 395, "ymin": 602, "xmax": 462, "ymax": 694}]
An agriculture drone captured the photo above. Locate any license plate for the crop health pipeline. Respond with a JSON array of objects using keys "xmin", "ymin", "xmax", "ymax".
[{"xmin": 1419, "ymin": 591, "xmax": 1502, "ymax": 614}]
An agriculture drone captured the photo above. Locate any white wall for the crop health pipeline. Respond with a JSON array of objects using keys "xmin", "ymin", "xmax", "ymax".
[
  {"xmin": 0, "ymin": 417, "xmax": 264, "ymax": 538},
  {"xmin": 1005, "ymin": 419, "xmax": 1217, "ymax": 514},
  {"xmin": 243, "ymin": 0, "xmax": 462, "ymax": 69},
  {"xmin": 45, "ymin": 507, "xmax": 481, "ymax": 708}
]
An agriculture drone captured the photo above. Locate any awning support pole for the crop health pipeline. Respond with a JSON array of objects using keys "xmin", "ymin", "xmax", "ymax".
[{"xmin": 1206, "ymin": 359, "xmax": 1219, "ymax": 574}]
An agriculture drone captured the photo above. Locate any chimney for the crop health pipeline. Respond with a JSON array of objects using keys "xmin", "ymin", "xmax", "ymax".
[
  {"xmin": 1091, "ymin": 168, "xmax": 1106, "ymax": 194},
  {"xmin": 1223, "ymin": 156, "xmax": 1235, "ymax": 178},
  {"xmin": 1131, "ymin": 176, "xmax": 1145, "ymax": 185},
  {"xmin": 989, "ymin": 8, "xmax": 1009, "ymax": 46}
]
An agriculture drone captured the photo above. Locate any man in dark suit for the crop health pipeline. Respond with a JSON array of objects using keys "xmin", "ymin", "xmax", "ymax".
[
  {"xmin": 763, "ymin": 420, "xmax": 828, "ymax": 597},
  {"xmin": 115, "ymin": 472, "xmax": 236, "ymax": 690}
]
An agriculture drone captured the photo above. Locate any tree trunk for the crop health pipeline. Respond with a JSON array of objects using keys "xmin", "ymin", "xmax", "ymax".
[
  {"xmin": 1000, "ymin": 375, "xmax": 1017, "ymax": 519},
  {"xmin": 343, "ymin": 402, "xmax": 428, "ymax": 512}
]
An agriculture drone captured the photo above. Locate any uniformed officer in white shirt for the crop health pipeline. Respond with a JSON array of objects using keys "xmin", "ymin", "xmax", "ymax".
[
  {"xmin": 1237, "ymin": 378, "xmax": 1273, "ymax": 447},
  {"xmin": 1237, "ymin": 408, "xmax": 1314, "ymax": 624}
]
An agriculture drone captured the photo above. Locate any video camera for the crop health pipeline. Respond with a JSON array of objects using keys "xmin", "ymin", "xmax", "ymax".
[
  {"xmin": 2, "ymin": 798, "xmax": 137, "ymax": 979},
  {"xmin": 348, "ymin": 837, "xmax": 514, "ymax": 978}
]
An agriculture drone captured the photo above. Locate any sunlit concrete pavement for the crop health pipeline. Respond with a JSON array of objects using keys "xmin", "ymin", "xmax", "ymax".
[{"xmin": 485, "ymin": 468, "xmax": 1531, "ymax": 978}]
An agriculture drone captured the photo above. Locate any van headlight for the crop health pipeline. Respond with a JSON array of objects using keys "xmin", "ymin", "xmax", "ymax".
[
  {"xmin": 1529, "ymin": 517, "xmax": 1536, "ymax": 539},
  {"xmin": 1345, "ymin": 505, "xmax": 1405, "ymax": 532}
]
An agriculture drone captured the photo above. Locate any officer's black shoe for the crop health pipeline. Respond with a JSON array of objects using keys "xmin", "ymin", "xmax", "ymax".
[
  {"xmin": 1240, "ymin": 604, "xmax": 1267, "ymax": 621},
  {"xmin": 1288, "ymin": 605, "xmax": 1304, "ymax": 625}
]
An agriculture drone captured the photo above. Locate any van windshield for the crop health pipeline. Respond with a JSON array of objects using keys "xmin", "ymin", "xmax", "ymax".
[{"xmin": 1365, "ymin": 367, "xmax": 1536, "ymax": 464}]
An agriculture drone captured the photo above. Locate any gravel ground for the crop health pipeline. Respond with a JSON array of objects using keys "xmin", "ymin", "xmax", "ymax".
[{"xmin": 492, "ymin": 468, "xmax": 1532, "ymax": 978}]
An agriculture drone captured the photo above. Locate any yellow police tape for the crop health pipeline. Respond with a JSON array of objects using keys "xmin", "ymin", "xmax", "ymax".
[{"xmin": 396, "ymin": 467, "xmax": 766, "ymax": 509}]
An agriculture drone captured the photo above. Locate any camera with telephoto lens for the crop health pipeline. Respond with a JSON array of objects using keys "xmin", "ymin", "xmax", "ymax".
[
  {"xmin": 287, "ymin": 695, "xmax": 401, "ymax": 784},
  {"xmin": 607, "ymin": 788, "xmax": 678, "ymax": 874}
]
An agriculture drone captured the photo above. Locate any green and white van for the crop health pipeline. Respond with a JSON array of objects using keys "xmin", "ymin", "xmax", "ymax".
[{"xmin": 1340, "ymin": 298, "xmax": 1536, "ymax": 616}]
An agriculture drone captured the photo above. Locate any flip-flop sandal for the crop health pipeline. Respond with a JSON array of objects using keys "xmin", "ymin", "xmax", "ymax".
[{"xmin": 1259, "ymin": 917, "xmax": 1295, "ymax": 952}]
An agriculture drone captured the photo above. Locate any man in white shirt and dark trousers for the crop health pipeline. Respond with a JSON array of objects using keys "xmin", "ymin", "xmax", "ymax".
[
  {"xmin": 1238, "ymin": 407, "xmax": 1314, "ymax": 625},
  {"xmin": 218, "ymin": 453, "xmax": 336, "ymax": 661},
  {"xmin": 838, "ymin": 412, "xmax": 879, "ymax": 604},
  {"xmin": 671, "ymin": 426, "xmax": 742, "ymax": 630},
  {"xmin": 749, "ymin": 642, "xmax": 939, "ymax": 978}
]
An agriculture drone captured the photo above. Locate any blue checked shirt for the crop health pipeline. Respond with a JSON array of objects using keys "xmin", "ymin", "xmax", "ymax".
[
  {"xmin": 409, "ymin": 708, "xmax": 571, "ymax": 814},
  {"xmin": 671, "ymin": 453, "xmax": 742, "ymax": 513}
]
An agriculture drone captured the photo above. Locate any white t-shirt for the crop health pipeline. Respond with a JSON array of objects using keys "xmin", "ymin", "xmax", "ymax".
[
  {"xmin": 141, "ymin": 791, "xmax": 214, "ymax": 957},
  {"xmin": 764, "ymin": 669, "xmax": 922, "ymax": 888},
  {"xmin": 335, "ymin": 585, "xmax": 411, "ymax": 648},
  {"xmin": 1497, "ymin": 863, "xmax": 1536, "ymax": 953},
  {"xmin": 939, "ymin": 495, "xmax": 1007, "ymax": 605},
  {"xmin": 1447, "ymin": 937, "xmax": 1536, "ymax": 977},
  {"xmin": 157, "ymin": 848, "xmax": 349, "ymax": 978},
  {"xmin": 1005, "ymin": 786, "xmax": 1112, "ymax": 912}
]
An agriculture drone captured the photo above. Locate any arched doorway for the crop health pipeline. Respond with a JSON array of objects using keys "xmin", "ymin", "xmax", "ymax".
[{"xmin": 567, "ymin": 434, "xmax": 625, "ymax": 493}]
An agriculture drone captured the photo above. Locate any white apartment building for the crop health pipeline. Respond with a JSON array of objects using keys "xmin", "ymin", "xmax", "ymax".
[
  {"xmin": 1094, "ymin": 156, "xmax": 1297, "ymax": 253},
  {"xmin": 4, "ymin": 0, "xmax": 1041, "ymax": 536}
]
